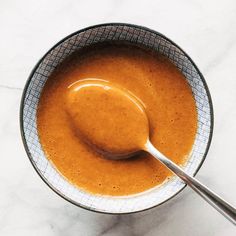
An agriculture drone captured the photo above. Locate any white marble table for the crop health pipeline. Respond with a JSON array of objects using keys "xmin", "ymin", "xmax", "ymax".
[{"xmin": 1, "ymin": 0, "xmax": 236, "ymax": 235}]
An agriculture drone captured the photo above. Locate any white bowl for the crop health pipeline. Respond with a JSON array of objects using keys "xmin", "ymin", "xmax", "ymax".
[{"xmin": 20, "ymin": 23, "xmax": 213, "ymax": 214}]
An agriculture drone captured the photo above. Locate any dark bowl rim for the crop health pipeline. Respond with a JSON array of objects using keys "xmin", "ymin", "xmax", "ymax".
[{"xmin": 19, "ymin": 22, "xmax": 214, "ymax": 215}]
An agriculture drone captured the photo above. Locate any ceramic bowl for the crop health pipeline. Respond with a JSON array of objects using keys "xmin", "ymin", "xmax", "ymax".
[{"xmin": 20, "ymin": 23, "xmax": 213, "ymax": 214}]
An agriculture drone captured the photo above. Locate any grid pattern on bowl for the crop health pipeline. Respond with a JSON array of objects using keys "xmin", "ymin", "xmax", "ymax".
[{"xmin": 21, "ymin": 24, "xmax": 212, "ymax": 213}]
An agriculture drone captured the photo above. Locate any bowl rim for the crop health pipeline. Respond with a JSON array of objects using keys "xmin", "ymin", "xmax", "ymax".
[{"xmin": 20, "ymin": 22, "xmax": 214, "ymax": 215}]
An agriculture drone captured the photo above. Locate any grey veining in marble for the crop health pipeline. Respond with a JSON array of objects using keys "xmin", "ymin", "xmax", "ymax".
[{"xmin": 0, "ymin": 0, "xmax": 236, "ymax": 235}]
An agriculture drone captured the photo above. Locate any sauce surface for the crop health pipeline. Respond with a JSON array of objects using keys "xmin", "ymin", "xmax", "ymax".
[{"xmin": 37, "ymin": 44, "xmax": 197, "ymax": 196}]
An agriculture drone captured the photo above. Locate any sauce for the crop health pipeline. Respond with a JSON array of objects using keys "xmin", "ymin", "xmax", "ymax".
[
  {"xmin": 37, "ymin": 44, "xmax": 197, "ymax": 196},
  {"xmin": 66, "ymin": 79, "xmax": 149, "ymax": 157}
]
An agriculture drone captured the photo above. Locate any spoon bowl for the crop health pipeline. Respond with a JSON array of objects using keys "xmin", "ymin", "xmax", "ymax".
[{"xmin": 66, "ymin": 79, "xmax": 149, "ymax": 159}]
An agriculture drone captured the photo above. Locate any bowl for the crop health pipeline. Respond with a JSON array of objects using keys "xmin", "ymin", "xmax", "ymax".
[{"xmin": 20, "ymin": 23, "xmax": 213, "ymax": 214}]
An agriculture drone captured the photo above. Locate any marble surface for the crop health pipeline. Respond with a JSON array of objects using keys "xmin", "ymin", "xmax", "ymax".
[{"xmin": 0, "ymin": 0, "xmax": 236, "ymax": 235}]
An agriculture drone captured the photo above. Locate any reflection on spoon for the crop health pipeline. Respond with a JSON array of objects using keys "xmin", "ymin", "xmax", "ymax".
[{"xmin": 66, "ymin": 78, "xmax": 236, "ymax": 225}]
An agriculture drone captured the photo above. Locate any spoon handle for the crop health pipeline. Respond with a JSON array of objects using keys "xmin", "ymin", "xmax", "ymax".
[{"xmin": 145, "ymin": 141, "xmax": 236, "ymax": 225}]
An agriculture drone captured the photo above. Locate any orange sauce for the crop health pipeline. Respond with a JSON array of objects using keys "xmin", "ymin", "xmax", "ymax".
[{"xmin": 37, "ymin": 44, "xmax": 197, "ymax": 196}]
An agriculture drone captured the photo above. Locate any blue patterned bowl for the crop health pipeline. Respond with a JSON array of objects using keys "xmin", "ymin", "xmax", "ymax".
[{"xmin": 20, "ymin": 23, "xmax": 213, "ymax": 214}]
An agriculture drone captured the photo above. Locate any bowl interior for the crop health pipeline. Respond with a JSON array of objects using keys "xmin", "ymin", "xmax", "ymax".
[{"xmin": 21, "ymin": 24, "xmax": 213, "ymax": 214}]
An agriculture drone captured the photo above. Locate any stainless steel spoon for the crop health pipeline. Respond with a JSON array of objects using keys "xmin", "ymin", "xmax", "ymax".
[{"xmin": 68, "ymin": 79, "xmax": 236, "ymax": 224}]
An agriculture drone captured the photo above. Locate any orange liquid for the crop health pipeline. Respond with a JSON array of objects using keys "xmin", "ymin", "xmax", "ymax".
[{"xmin": 37, "ymin": 44, "xmax": 197, "ymax": 196}]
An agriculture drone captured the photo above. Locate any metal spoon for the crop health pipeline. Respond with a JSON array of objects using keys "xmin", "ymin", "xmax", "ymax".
[{"xmin": 68, "ymin": 79, "xmax": 236, "ymax": 224}]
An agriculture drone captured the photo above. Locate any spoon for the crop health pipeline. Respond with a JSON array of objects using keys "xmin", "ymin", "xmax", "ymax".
[{"xmin": 66, "ymin": 79, "xmax": 236, "ymax": 224}]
